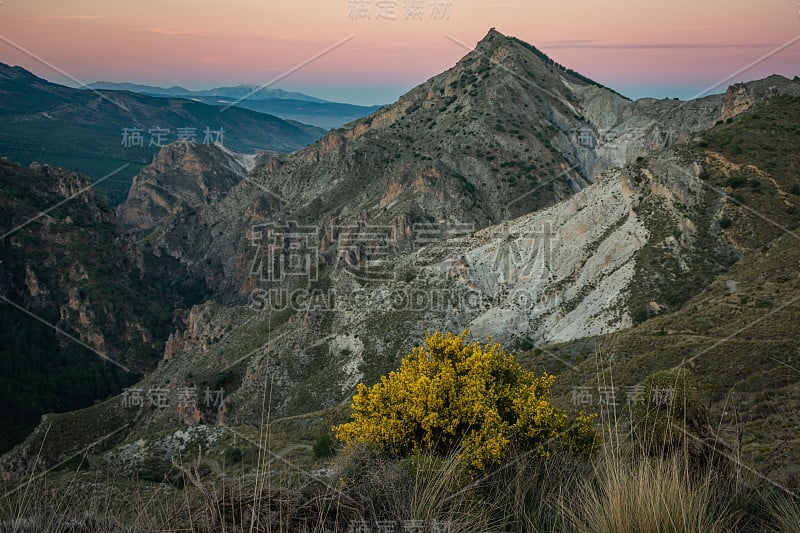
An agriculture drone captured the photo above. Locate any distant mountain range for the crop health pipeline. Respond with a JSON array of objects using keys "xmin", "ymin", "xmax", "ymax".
[
  {"xmin": 86, "ymin": 81, "xmax": 329, "ymax": 103},
  {"xmin": 87, "ymin": 81, "xmax": 384, "ymax": 129},
  {"xmin": 0, "ymin": 63, "xmax": 327, "ymax": 204}
]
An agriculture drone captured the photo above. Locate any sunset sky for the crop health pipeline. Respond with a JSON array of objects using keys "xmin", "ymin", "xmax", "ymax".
[{"xmin": 0, "ymin": 0, "xmax": 798, "ymax": 105}]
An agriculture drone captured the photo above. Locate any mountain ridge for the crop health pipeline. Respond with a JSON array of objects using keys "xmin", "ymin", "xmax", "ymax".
[
  {"xmin": 84, "ymin": 81, "xmax": 384, "ymax": 129},
  {"xmin": 116, "ymin": 142, "xmax": 255, "ymax": 234},
  {"xmin": 86, "ymin": 80, "xmax": 329, "ymax": 103},
  {"xmin": 142, "ymin": 28, "xmax": 766, "ymax": 301},
  {"xmin": 0, "ymin": 158, "xmax": 212, "ymax": 453},
  {"xmin": 0, "ymin": 62, "xmax": 326, "ymax": 204},
  {"xmin": 2, "ymin": 29, "xmax": 799, "ymax": 493}
]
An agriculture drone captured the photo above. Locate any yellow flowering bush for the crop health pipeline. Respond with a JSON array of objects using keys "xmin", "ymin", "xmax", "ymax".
[{"xmin": 334, "ymin": 331, "xmax": 600, "ymax": 471}]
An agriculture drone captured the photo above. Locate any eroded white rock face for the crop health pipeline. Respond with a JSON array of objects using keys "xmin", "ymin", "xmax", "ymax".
[
  {"xmin": 406, "ymin": 169, "xmax": 649, "ymax": 344},
  {"xmin": 329, "ymin": 335, "xmax": 365, "ymax": 393}
]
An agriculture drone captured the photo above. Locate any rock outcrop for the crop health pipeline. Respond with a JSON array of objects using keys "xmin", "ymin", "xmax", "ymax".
[{"xmin": 117, "ymin": 142, "xmax": 253, "ymax": 234}]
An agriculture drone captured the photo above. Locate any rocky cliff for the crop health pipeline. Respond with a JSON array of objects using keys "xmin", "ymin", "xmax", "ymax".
[
  {"xmin": 0, "ymin": 158, "xmax": 211, "ymax": 453},
  {"xmin": 117, "ymin": 142, "xmax": 255, "ymax": 234}
]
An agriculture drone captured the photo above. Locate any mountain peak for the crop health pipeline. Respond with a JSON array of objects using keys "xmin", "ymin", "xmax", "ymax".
[
  {"xmin": 478, "ymin": 27, "xmax": 505, "ymax": 44},
  {"xmin": 473, "ymin": 29, "xmax": 563, "ymax": 69},
  {"xmin": 467, "ymin": 29, "xmax": 625, "ymax": 99},
  {"xmin": 474, "ymin": 27, "xmax": 519, "ymax": 54}
]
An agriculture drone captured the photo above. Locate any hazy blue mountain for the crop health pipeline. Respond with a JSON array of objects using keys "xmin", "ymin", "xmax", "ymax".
[
  {"xmin": 87, "ymin": 81, "xmax": 327, "ymax": 102},
  {"xmin": 174, "ymin": 96, "xmax": 383, "ymax": 130},
  {"xmin": 87, "ymin": 81, "xmax": 384, "ymax": 129},
  {"xmin": 0, "ymin": 63, "xmax": 326, "ymax": 204}
]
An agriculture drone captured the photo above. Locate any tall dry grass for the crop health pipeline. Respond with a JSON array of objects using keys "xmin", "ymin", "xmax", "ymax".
[
  {"xmin": 3, "ymin": 434, "xmax": 799, "ymax": 531},
  {"xmin": 561, "ymin": 451, "xmax": 731, "ymax": 533}
]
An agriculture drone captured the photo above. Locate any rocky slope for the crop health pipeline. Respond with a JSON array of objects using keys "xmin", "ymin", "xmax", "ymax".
[
  {"xmin": 0, "ymin": 158, "xmax": 210, "ymax": 453},
  {"xmin": 117, "ymin": 142, "xmax": 255, "ymax": 234},
  {"xmin": 7, "ymin": 87, "xmax": 797, "ymax": 474},
  {"xmin": 145, "ymin": 29, "xmax": 637, "ymax": 299},
  {"xmin": 3, "ymin": 30, "xmax": 800, "ymax": 482},
  {"xmin": 148, "ymin": 123, "xmax": 796, "ymax": 424},
  {"xmin": 532, "ymin": 229, "xmax": 800, "ymax": 484}
]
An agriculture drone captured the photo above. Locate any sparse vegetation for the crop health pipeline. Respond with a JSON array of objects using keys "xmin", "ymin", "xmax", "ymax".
[
  {"xmin": 312, "ymin": 434, "xmax": 336, "ymax": 458},
  {"xmin": 4, "ymin": 397, "xmax": 795, "ymax": 532},
  {"xmin": 631, "ymin": 368, "xmax": 713, "ymax": 460}
]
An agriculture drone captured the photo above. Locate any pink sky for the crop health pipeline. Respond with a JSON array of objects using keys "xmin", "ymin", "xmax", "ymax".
[{"xmin": 0, "ymin": 0, "xmax": 798, "ymax": 104}]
